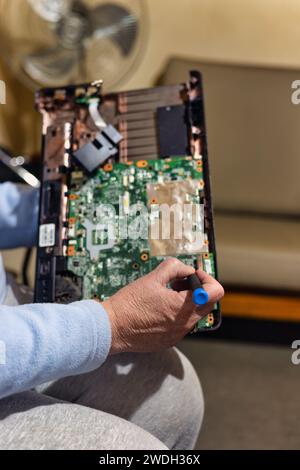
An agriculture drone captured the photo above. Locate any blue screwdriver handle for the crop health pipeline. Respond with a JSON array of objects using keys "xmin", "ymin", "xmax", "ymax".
[{"xmin": 186, "ymin": 274, "xmax": 209, "ymax": 306}]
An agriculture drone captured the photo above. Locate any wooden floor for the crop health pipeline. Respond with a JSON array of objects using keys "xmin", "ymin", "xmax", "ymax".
[{"xmin": 221, "ymin": 291, "xmax": 300, "ymax": 323}]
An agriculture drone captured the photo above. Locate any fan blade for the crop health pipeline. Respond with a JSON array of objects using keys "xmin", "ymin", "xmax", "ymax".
[
  {"xmin": 28, "ymin": 0, "xmax": 74, "ymax": 23},
  {"xmin": 22, "ymin": 45, "xmax": 80, "ymax": 86},
  {"xmin": 89, "ymin": 4, "xmax": 138, "ymax": 56}
]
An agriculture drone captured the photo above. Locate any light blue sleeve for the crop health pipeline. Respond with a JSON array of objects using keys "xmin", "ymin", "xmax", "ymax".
[
  {"xmin": 0, "ymin": 182, "xmax": 112, "ymax": 399},
  {"xmin": 0, "ymin": 182, "xmax": 39, "ymax": 249},
  {"xmin": 0, "ymin": 299, "xmax": 112, "ymax": 399}
]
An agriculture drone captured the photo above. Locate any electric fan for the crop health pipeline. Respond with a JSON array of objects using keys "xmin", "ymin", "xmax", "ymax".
[{"xmin": 0, "ymin": 0, "xmax": 148, "ymax": 90}]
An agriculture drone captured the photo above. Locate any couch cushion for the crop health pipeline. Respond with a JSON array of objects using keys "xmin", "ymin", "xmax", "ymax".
[
  {"xmin": 160, "ymin": 58, "xmax": 300, "ymax": 216},
  {"xmin": 215, "ymin": 213, "xmax": 300, "ymax": 290}
]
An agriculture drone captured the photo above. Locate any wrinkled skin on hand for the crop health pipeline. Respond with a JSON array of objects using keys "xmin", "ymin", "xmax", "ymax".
[{"xmin": 103, "ymin": 258, "xmax": 224, "ymax": 354}]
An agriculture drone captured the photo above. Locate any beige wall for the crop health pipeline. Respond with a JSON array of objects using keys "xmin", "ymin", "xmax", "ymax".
[
  {"xmin": 125, "ymin": 0, "xmax": 300, "ymax": 90},
  {"xmin": 0, "ymin": 57, "xmax": 40, "ymax": 156},
  {"xmin": 2, "ymin": 0, "xmax": 300, "ymax": 155}
]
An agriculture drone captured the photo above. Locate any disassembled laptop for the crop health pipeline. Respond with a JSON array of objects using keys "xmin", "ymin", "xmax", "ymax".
[{"xmin": 34, "ymin": 71, "xmax": 221, "ymax": 332}]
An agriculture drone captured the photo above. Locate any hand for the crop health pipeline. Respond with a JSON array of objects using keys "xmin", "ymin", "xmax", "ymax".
[{"xmin": 102, "ymin": 257, "xmax": 224, "ymax": 354}]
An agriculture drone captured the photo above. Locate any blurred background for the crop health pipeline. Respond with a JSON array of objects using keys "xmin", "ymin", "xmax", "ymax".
[{"xmin": 1, "ymin": 0, "xmax": 300, "ymax": 449}]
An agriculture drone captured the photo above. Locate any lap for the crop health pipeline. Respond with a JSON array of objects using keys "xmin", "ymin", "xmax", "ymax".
[
  {"xmin": 39, "ymin": 347, "xmax": 203, "ymax": 450},
  {"xmin": 0, "ymin": 390, "xmax": 167, "ymax": 450}
]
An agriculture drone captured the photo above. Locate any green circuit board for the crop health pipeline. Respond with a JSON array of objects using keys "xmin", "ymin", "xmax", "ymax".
[{"xmin": 65, "ymin": 156, "xmax": 217, "ymax": 330}]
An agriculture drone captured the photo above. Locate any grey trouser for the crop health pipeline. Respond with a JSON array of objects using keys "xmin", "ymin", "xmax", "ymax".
[
  {"xmin": 0, "ymin": 277, "xmax": 204, "ymax": 450},
  {"xmin": 0, "ymin": 348, "xmax": 203, "ymax": 450}
]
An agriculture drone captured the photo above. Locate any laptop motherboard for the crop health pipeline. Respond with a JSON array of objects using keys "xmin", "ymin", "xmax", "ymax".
[{"xmin": 34, "ymin": 71, "xmax": 220, "ymax": 332}]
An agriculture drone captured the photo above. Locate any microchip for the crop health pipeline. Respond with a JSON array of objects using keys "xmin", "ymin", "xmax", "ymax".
[
  {"xmin": 157, "ymin": 105, "xmax": 188, "ymax": 157},
  {"xmin": 73, "ymin": 126, "xmax": 122, "ymax": 173}
]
